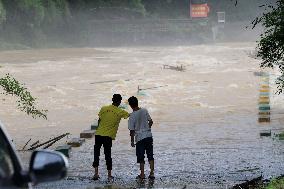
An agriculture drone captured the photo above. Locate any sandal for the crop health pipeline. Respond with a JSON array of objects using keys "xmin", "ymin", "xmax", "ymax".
[
  {"xmin": 92, "ymin": 175, "xmax": 100, "ymax": 181},
  {"xmin": 108, "ymin": 176, "xmax": 114, "ymax": 181},
  {"xmin": 136, "ymin": 175, "xmax": 146, "ymax": 180},
  {"xmin": 148, "ymin": 175, "xmax": 155, "ymax": 180}
]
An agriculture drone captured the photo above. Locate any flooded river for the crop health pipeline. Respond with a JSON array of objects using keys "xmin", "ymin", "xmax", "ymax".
[{"xmin": 0, "ymin": 43, "xmax": 283, "ymax": 188}]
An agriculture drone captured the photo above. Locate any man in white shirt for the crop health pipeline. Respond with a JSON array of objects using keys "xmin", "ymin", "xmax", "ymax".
[{"xmin": 128, "ymin": 96, "xmax": 155, "ymax": 180}]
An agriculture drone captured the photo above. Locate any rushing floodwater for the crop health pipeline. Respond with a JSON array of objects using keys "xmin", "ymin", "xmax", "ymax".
[{"xmin": 0, "ymin": 43, "xmax": 283, "ymax": 188}]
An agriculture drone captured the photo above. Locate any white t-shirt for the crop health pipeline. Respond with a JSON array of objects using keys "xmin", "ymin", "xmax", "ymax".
[{"xmin": 128, "ymin": 108, "xmax": 152, "ymax": 142}]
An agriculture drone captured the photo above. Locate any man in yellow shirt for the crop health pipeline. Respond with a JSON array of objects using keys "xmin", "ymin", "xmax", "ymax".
[{"xmin": 92, "ymin": 94, "xmax": 129, "ymax": 181}]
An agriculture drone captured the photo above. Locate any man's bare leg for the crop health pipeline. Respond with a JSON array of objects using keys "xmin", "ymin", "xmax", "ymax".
[
  {"xmin": 149, "ymin": 160, "xmax": 154, "ymax": 176},
  {"xmin": 140, "ymin": 163, "xmax": 145, "ymax": 178},
  {"xmin": 108, "ymin": 170, "xmax": 112, "ymax": 179},
  {"xmin": 149, "ymin": 160, "xmax": 155, "ymax": 179},
  {"xmin": 92, "ymin": 167, "xmax": 100, "ymax": 180}
]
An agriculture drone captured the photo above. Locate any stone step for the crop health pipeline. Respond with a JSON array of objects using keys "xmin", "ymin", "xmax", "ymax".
[
  {"xmin": 260, "ymin": 84, "xmax": 269, "ymax": 88},
  {"xmin": 260, "ymin": 89, "xmax": 270, "ymax": 92},
  {"xmin": 259, "ymin": 101, "xmax": 270, "ymax": 105},
  {"xmin": 254, "ymin": 72, "xmax": 267, "ymax": 77},
  {"xmin": 259, "ymin": 104, "xmax": 270, "ymax": 107},
  {"xmin": 80, "ymin": 130, "xmax": 95, "ymax": 139},
  {"xmin": 261, "ymin": 80, "xmax": 270, "ymax": 83},
  {"xmin": 259, "ymin": 98, "xmax": 270, "ymax": 102},
  {"xmin": 259, "ymin": 106, "xmax": 270, "ymax": 111},
  {"xmin": 258, "ymin": 117, "xmax": 270, "ymax": 123},
  {"xmin": 67, "ymin": 138, "xmax": 85, "ymax": 147},
  {"xmin": 261, "ymin": 76, "xmax": 270, "ymax": 80},
  {"xmin": 260, "ymin": 130, "xmax": 271, "ymax": 137},
  {"xmin": 259, "ymin": 92, "xmax": 270, "ymax": 96},
  {"xmin": 55, "ymin": 145, "xmax": 71, "ymax": 158},
  {"xmin": 258, "ymin": 114, "xmax": 270, "ymax": 119},
  {"xmin": 259, "ymin": 96, "xmax": 269, "ymax": 100},
  {"xmin": 259, "ymin": 111, "xmax": 270, "ymax": 115},
  {"xmin": 91, "ymin": 123, "xmax": 99, "ymax": 130}
]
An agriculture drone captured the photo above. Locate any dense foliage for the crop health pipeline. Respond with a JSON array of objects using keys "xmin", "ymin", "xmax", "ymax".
[
  {"xmin": 253, "ymin": 0, "xmax": 284, "ymax": 94},
  {"xmin": 0, "ymin": 74, "xmax": 47, "ymax": 119}
]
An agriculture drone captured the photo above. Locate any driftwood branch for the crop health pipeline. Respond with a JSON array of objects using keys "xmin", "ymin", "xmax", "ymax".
[
  {"xmin": 22, "ymin": 138, "xmax": 31, "ymax": 150},
  {"xmin": 27, "ymin": 133, "xmax": 70, "ymax": 151},
  {"xmin": 43, "ymin": 134, "xmax": 69, "ymax": 149}
]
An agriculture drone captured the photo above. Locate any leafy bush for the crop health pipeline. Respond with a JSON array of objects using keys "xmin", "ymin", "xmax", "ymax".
[{"xmin": 0, "ymin": 74, "xmax": 47, "ymax": 119}]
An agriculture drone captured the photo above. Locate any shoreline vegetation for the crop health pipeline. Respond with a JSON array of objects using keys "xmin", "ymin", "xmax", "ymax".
[
  {"xmin": 232, "ymin": 175, "xmax": 284, "ymax": 189},
  {"xmin": 0, "ymin": 0, "xmax": 271, "ymax": 50}
]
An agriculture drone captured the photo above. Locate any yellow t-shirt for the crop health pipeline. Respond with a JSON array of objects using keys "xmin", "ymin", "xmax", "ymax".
[{"xmin": 96, "ymin": 105, "xmax": 129, "ymax": 140}]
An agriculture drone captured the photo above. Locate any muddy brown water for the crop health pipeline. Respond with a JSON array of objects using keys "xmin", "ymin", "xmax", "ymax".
[{"xmin": 0, "ymin": 43, "xmax": 283, "ymax": 188}]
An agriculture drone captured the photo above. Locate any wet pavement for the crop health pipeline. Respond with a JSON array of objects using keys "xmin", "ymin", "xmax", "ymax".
[{"xmin": 0, "ymin": 43, "xmax": 283, "ymax": 188}]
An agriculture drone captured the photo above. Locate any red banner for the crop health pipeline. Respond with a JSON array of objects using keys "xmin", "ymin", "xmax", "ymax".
[{"xmin": 190, "ymin": 3, "xmax": 210, "ymax": 18}]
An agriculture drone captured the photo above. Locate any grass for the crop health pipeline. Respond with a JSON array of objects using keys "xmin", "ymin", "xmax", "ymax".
[
  {"xmin": 265, "ymin": 178, "xmax": 284, "ymax": 189},
  {"xmin": 275, "ymin": 132, "xmax": 284, "ymax": 140}
]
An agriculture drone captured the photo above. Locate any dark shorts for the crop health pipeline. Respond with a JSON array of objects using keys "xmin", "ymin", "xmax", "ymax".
[{"xmin": 136, "ymin": 137, "xmax": 154, "ymax": 164}]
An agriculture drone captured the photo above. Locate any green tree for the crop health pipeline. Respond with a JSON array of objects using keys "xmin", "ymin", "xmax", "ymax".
[{"xmin": 253, "ymin": 0, "xmax": 284, "ymax": 94}]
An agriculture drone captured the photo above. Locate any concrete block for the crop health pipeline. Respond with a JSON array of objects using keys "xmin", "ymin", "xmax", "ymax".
[
  {"xmin": 259, "ymin": 98, "xmax": 270, "ymax": 102},
  {"xmin": 259, "ymin": 111, "xmax": 270, "ymax": 115},
  {"xmin": 259, "ymin": 96, "xmax": 269, "ymax": 101},
  {"xmin": 258, "ymin": 117, "xmax": 270, "ymax": 123},
  {"xmin": 259, "ymin": 104, "xmax": 270, "ymax": 108},
  {"xmin": 261, "ymin": 80, "xmax": 269, "ymax": 83},
  {"xmin": 259, "ymin": 106, "xmax": 270, "ymax": 111},
  {"xmin": 254, "ymin": 72, "xmax": 266, "ymax": 76},
  {"xmin": 80, "ymin": 130, "xmax": 95, "ymax": 138},
  {"xmin": 259, "ymin": 92, "xmax": 270, "ymax": 96},
  {"xmin": 67, "ymin": 138, "xmax": 85, "ymax": 147},
  {"xmin": 91, "ymin": 124, "xmax": 99, "ymax": 130},
  {"xmin": 259, "ymin": 101, "xmax": 270, "ymax": 105},
  {"xmin": 55, "ymin": 145, "xmax": 71, "ymax": 158},
  {"xmin": 258, "ymin": 114, "xmax": 270, "ymax": 119},
  {"xmin": 261, "ymin": 76, "xmax": 269, "ymax": 79},
  {"xmin": 260, "ymin": 85, "xmax": 269, "ymax": 89},
  {"xmin": 260, "ymin": 89, "xmax": 269, "ymax": 92},
  {"xmin": 260, "ymin": 130, "xmax": 271, "ymax": 137}
]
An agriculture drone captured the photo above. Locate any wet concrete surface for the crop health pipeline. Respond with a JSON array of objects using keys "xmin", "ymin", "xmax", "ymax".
[{"xmin": 0, "ymin": 43, "xmax": 283, "ymax": 188}]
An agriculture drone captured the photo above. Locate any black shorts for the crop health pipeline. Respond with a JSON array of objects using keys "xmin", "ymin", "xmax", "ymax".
[{"xmin": 136, "ymin": 137, "xmax": 154, "ymax": 164}]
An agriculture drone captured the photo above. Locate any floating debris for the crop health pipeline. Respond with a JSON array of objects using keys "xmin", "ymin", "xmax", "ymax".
[
  {"xmin": 163, "ymin": 64, "xmax": 186, "ymax": 72},
  {"xmin": 27, "ymin": 133, "xmax": 70, "ymax": 150}
]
